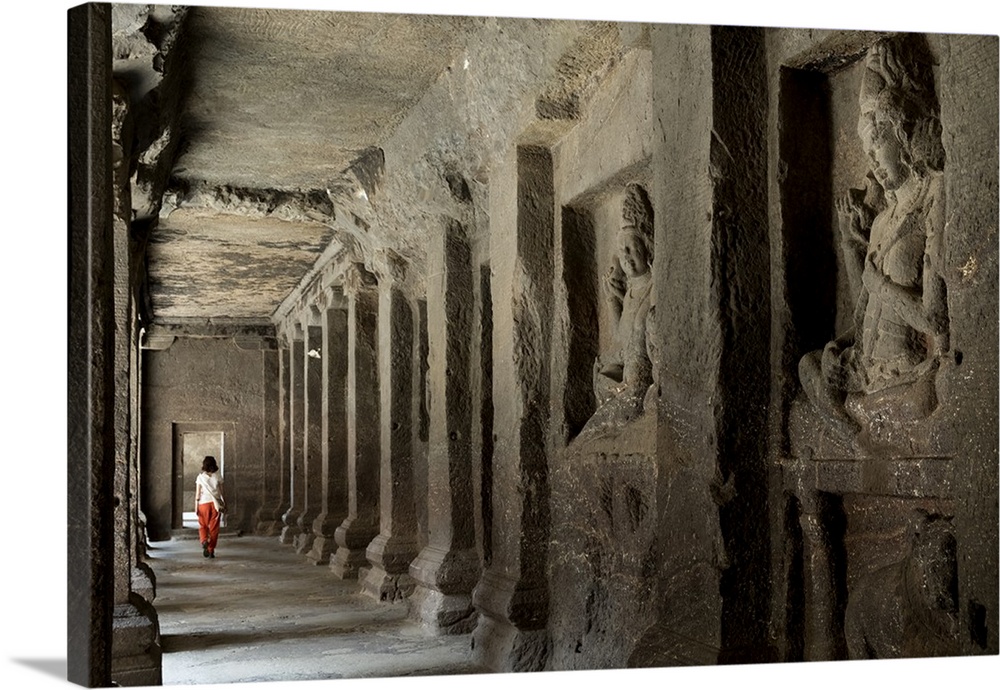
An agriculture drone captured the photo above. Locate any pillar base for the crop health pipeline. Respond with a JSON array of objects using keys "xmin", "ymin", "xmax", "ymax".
[
  {"xmin": 255, "ymin": 519, "xmax": 283, "ymax": 536},
  {"xmin": 255, "ymin": 505, "xmax": 287, "ymax": 535},
  {"xmin": 360, "ymin": 534, "xmax": 419, "ymax": 601},
  {"xmin": 409, "ymin": 585, "xmax": 476, "ymax": 633},
  {"xmin": 470, "ymin": 568, "xmax": 549, "ymax": 670},
  {"xmin": 306, "ymin": 512, "xmax": 344, "ymax": 564},
  {"xmin": 306, "ymin": 535, "xmax": 335, "ymax": 565},
  {"xmin": 293, "ymin": 531, "xmax": 316, "ymax": 554},
  {"xmin": 131, "ymin": 563, "xmax": 156, "ymax": 603},
  {"xmin": 329, "ymin": 517, "xmax": 378, "ymax": 579},
  {"xmin": 471, "ymin": 612, "xmax": 550, "ymax": 672},
  {"xmin": 279, "ymin": 508, "xmax": 302, "ymax": 545},
  {"xmin": 111, "ymin": 597, "xmax": 161, "ymax": 686},
  {"xmin": 279, "ymin": 524, "xmax": 301, "ymax": 544},
  {"xmin": 409, "ymin": 545, "xmax": 480, "ymax": 632},
  {"xmin": 410, "ymin": 545, "xmax": 480, "ymax": 590},
  {"xmin": 360, "ymin": 566, "xmax": 416, "ymax": 602}
]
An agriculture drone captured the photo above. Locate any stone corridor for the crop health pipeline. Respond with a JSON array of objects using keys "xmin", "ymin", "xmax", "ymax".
[
  {"xmin": 65, "ymin": 3, "xmax": 997, "ymax": 688},
  {"xmin": 150, "ymin": 535, "xmax": 483, "ymax": 684}
]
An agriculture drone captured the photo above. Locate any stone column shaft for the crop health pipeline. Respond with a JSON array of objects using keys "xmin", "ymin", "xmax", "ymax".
[
  {"xmin": 295, "ymin": 320, "xmax": 324, "ymax": 554},
  {"xmin": 331, "ymin": 270, "xmax": 381, "ymax": 578},
  {"xmin": 629, "ymin": 25, "xmax": 771, "ymax": 668},
  {"xmin": 109, "ymin": 78, "xmax": 161, "ymax": 687},
  {"xmin": 129, "ymin": 301, "xmax": 155, "ymax": 605},
  {"xmin": 280, "ymin": 336, "xmax": 305, "ymax": 543},
  {"xmin": 269, "ymin": 347, "xmax": 292, "ymax": 538},
  {"xmin": 308, "ymin": 297, "xmax": 350, "ymax": 565},
  {"xmin": 471, "ymin": 146, "xmax": 554, "ymax": 667},
  {"xmin": 255, "ymin": 347, "xmax": 284, "ymax": 535},
  {"xmin": 410, "ymin": 219, "xmax": 482, "ymax": 632},
  {"xmin": 362, "ymin": 283, "xmax": 420, "ymax": 601},
  {"xmin": 68, "ymin": 7, "xmax": 114, "ymax": 684}
]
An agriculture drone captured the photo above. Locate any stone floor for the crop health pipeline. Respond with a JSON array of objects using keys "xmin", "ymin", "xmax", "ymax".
[{"xmin": 147, "ymin": 533, "xmax": 486, "ymax": 685}]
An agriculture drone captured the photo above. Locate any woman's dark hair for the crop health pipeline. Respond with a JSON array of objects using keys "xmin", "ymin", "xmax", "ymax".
[{"xmin": 202, "ymin": 456, "xmax": 219, "ymax": 473}]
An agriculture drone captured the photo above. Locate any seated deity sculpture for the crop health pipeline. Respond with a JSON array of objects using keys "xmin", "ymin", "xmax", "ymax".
[
  {"xmin": 578, "ymin": 183, "xmax": 655, "ymax": 440},
  {"xmin": 798, "ymin": 37, "xmax": 949, "ymax": 448}
]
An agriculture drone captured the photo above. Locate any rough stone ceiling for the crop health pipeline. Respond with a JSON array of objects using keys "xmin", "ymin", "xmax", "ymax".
[
  {"xmin": 137, "ymin": 6, "xmax": 472, "ymax": 323},
  {"xmin": 176, "ymin": 7, "xmax": 470, "ymax": 190}
]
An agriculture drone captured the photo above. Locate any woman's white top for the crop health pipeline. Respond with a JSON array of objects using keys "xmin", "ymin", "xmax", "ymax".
[{"xmin": 196, "ymin": 472, "xmax": 223, "ymax": 506}]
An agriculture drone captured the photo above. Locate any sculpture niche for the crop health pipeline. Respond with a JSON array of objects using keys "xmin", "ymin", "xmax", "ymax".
[
  {"xmin": 798, "ymin": 36, "xmax": 949, "ymax": 452},
  {"xmin": 578, "ymin": 183, "xmax": 656, "ymax": 440}
]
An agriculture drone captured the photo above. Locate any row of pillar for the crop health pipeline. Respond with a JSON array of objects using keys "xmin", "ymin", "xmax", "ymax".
[
  {"xmin": 254, "ymin": 206, "xmax": 551, "ymax": 668},
  {"xmin": 256, "ymin": 248, "xmax": 482, "ymax": 631}
]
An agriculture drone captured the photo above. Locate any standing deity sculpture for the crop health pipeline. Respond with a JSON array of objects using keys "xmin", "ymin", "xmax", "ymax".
[
  {"xmin": 578, "ymin": 183, "xmax": 655, "ymax": 439},
  {"xmin": 798, "ymin": 37, "xmax": 949, "ymax": 448}
]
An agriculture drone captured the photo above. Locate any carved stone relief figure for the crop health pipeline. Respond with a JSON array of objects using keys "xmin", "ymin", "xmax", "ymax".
[
  {"xmin": 844, "ymin": 512, "xmax": 959, "ymax": 659},
  {"xmin": 798, "ymin": 37, "xmax": 948, "ymax": 449},
  {"xmin": 578, "ymin": 183, "xmax": 655, "ymax": 439}
]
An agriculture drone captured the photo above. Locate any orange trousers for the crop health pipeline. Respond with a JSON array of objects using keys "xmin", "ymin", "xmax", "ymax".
[{"xmin": 197, "ymin": 503, "xmax": 221, "ymax": 553}]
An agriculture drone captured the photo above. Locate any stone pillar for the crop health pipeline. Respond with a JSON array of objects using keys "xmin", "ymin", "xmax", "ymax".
[
  {"xmin": 280, "ymin": 327, "xmax": 305, "ymax": 544},
  {"xmin": 129, "ymin": 300, "xmax": 156, "ymax": 605},
  {"xmin": 471, "ymin": 147, "xmax": 554, "ymax": 667},
  {"xmin": 940, "ymin": 33, "xmax": 999, "ymax": 656},
  {"xmin": 628, "ymin": 25, "xmax": 771, "ymax": 667},
  {"xmin": 68, "ymin": 6, "xmax": 114, "ymax": 684},
  {"xmin": 361, "ymin": 272, "xmax": 420, "ymax": 601},
  {"xmin": 410, "ymin": 218, "xmax": 483, "ymax": 632},
  {"xmin": 295, "ymin": 311, "xmax": 324, "ymax": 554},
  {"xmin": 255, "ymin": 345, "xmax": 283, "ymax": 535},
  {"xmin": 307, "ymin": 289, "xmax": 350, "ymax": 565},
  {"xmin": 267, "ymin": 344, "xmax": 292, "ymax": 538},
  {"xmin": 330, "ymin": 265, "xmax": 381, "ymax": 578},
  {"xmin": 109, "ymin": 79, "xmax": 161, "ymax": 687}
]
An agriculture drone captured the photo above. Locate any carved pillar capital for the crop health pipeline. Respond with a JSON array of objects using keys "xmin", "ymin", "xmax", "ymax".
[
  {"xmin": 370, "ymin": 249, "xmax": 408, "ymax": 288},
  {"xmin": 341, "ymin": 262, "xmax": 378, "ymax": 297},
  {"xmin": 319, "ymin": 285, "xmax": 346, "ymax": 311}
]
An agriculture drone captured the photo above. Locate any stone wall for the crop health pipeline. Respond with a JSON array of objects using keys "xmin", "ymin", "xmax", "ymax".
[
  {"xmin": 141, "ymin": 338, "xmax": 271, "ymax": 539},
  {"xmin": 123, "ymin": 11, "xmax": 997, "ymax": 678},
  {"xmin": 546, "ymin": 44, "xmax": 657, "ymax": 668},
  {"xmin": 767, "ymin": 28, "xmax": 999, "ymax": 660}
]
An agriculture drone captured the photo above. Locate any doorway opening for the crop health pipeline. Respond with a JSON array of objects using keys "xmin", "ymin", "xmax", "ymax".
[
  {"xmin": 172, "ymin": 421, "xmax": 235, "ymax": 532},
  {"xmin": 181, "ymin": 430, "xmax": 225, "ymax": 530}
]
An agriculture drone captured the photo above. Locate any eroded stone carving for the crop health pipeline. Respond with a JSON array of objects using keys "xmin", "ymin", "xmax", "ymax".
[
  {"xmin": 580, "ymin": 184, "xmax": 655, "ymax": 438},
  {"xmin": 798, "ymin": 37, "xmax": 948, "ymax": 450},
  {"xmin": 845, "ymin": 512, "xmax": 959, "ymax": 659}
]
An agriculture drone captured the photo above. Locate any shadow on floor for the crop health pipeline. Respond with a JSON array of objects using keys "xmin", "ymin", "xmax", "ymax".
[{"xmin": 10, "ymin": 658, "xmax": 66, "ymax": 681}]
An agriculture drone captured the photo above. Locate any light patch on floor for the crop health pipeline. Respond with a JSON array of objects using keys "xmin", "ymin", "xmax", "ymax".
[{"xmin": 148, "ymin": 536, "xmax": 485, "ymax": 685}]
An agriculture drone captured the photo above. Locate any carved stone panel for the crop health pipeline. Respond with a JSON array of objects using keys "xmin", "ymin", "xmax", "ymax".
[
  {"xmin": 792, "ymin": 35, "xmax": 951, "ymax": 459},
  {"xmin": 569, "ymin": 182, "xmax": 656, "ymax": 444}
]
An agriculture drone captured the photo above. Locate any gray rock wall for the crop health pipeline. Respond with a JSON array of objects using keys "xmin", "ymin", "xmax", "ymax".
[
  {"xmin": 122, "ymin": 12, "xmax": 997, "ymax": 676},
  {"xmin": 938, "ymin": 32, "xmax": 998, "ymax": 656},
  {"xmin": 142, "ymin": 338, "xmax": 270, "ymax": 539},
  {"xmin": 767, "ymin": 27, "xmax": 998, "ymax": 660}
]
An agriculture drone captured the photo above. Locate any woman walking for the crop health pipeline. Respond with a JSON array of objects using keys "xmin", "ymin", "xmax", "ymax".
[{"xmin": 194, "ymin": 456, "xmax": 226, "ymax": 558}]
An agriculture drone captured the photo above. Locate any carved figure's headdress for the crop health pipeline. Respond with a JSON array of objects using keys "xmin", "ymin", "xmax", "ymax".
[
  {"xmin": 858, "ymin": 36, "xmax": 944, "ymax": 173},
  {"xmin": 621, "ymin": 183, "xmax": 654, "ymax": 261}
]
